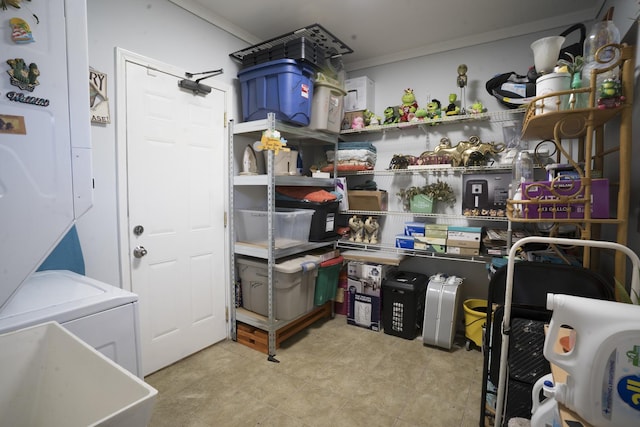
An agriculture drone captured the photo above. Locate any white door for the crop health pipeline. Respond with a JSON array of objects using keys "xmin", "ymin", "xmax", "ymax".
[{"xmin": 122, "ymin": 56, "xmax": 227, "ymax": 375}]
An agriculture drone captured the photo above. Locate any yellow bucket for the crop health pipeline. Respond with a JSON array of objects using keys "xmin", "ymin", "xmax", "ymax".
[{"xmin": 463, "ymin": 299, "xmax": 489, "ymax": 348}]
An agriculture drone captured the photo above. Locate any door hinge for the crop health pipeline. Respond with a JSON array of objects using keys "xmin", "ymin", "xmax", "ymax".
[
  {"xmin": 224, "ymin": 211, "xmax": 228, "ymax": 228},
  {"xmin": 224, "ymin": 111, "xmax": 227, "ymax": 127},
  {"xmin": 225, "ymin": 306, "xmax": 229, "ymax": 321}
]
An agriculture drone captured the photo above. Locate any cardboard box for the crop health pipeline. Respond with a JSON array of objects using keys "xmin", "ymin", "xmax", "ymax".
[
  {"xmin": 462, "ymin": 171, "xmax": 511, "ymax": 217},
  {"xmin": 421, "ymin": 224, "xmax": 448, "ymax": 245},
  {"xmin": 520, "ymin": 178, "xmax": 609, "ymax": 219},
  {"xmin": 347, "ymin": 277, "xmax": 381, "ymax": 297},
  {"xmin": 415, "ymin": 235, "xmax": 447, "ymax": 246},
  {"xmin": 448, "ymin": 226, "xmax": 482, "ymax": 236},
  {"xmin": 424, "ymin": 224, "xmax": 449, "ymax": 238},
  {"xmin": 446, "ymin": 239, "xmax": 481, "ymax": 249},
  {"xmin": 404, "ymin": 221, "xmax": 425, "ymax": 237},
  {"xmin": 447, "ymin": 226, "xmax": 482, "ymax": 249},
  {"xmin": 448, "ymin": 226, "xmax": 482, "ymax": 233},
  {"xmin": 348, "ymin": 190, "xmax": 388, "ymax": 211},
  {"xmin": 415, "ymin": 234, "xmax": 446, "ymax": 246},
  {"xmin": 448, "ymin": 230, "xmax": 481, "ymax": 241},
  {"xmin": 347, "ymin": 289, "xmax": 382, "ymax": 331},
  {"xmin": 347, "ymin": 261, "xmax": 395, "ymax": 290},
  {"xmin": 344, "ymin": 76, "xmax": 375, "ymax": 112},
  {"xmin": 396, "ymin": 234, "xmax": 414, "ymax": 249},
  {"xmin": 446, "ymin": 246, "xmax": 480, "ymax": 256},
  {"xmin": 414, "ymin": 240, "xmax": 446, "ymax": 253}
]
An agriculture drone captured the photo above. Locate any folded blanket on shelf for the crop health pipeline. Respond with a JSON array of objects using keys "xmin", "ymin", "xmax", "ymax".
[
  {"xmin": 326, "ymin": 148, "xmax": 377, "ymax": 164},
  {"xmin": 320, "ymin": 161, "xmax": 374, "ymax": 172},
  {"xmin": 335, "ymin": 141, "xmax": 377, "ymax": 151},
  {"xmin": 323, "ymin": 141, "xmax": 377, "ymax": 172}
]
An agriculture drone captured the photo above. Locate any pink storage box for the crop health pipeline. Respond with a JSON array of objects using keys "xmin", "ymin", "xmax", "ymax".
[{"xmin": 520, "ymin": 178, "xmax": 609, "ymax": 219}]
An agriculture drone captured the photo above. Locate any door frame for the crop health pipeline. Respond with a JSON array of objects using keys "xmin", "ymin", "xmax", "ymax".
[{"xmin": 114, "ymin": 48, "xmax": 230, "ymax": 307}]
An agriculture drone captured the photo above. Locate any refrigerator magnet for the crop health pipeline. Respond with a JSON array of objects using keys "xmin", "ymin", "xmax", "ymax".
[
  {"xmin": 6, "ymin": 91, "xmax": 50, "ymax": 107},
  {"xmin": 0, "ymin": 114, "xmax": 27, "ymax": 135},
  {"xmin": 6, "ymin": 58, "xmax": 40, "ymax": 92},
  {"xmin": 10, "ymin": 17, "xmax": 34, "ymax": 43}
]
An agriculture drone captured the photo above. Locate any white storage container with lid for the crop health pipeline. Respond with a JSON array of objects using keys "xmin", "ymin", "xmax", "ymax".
[
  {"xmin": 237, "ymin": 255, "xmax": 319, "ymax": 320},
  {"xmin": 309, "ymin": 73, "xmax": 346, "ymax": 133}
]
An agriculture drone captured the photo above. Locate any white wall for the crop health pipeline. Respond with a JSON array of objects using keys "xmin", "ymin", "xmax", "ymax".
[
  {"xmin": 79, "ymin": 0, "xmax": 246, "ymax": 285},
  {"xmin": 348, "ymin": 26, "xmax": 576, "ymax": 121},
  {"xmin": 600, "ymin": 0, "xmax": 638, "ymax": 39}
]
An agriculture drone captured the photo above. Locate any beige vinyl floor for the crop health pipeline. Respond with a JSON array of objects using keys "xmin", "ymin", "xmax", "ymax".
[{"xmin": 145, "ymin": 314, "xmax": 484, "ymax": 427}]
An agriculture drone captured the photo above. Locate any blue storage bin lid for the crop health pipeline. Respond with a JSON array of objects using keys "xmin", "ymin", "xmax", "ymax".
[{"xmin": 238, "ymin": 58, "xmax": 315, "ymax": 79}]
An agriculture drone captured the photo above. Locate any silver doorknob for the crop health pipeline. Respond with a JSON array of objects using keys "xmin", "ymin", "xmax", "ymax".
[{"xmin": 133, "ymin": 246, "xmax": 148, "ymax": 258}]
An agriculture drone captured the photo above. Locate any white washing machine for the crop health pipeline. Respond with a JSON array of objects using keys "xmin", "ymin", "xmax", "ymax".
[{"xmin": 0, "ymin": 270, "xmax": 142, "ymax": 378}]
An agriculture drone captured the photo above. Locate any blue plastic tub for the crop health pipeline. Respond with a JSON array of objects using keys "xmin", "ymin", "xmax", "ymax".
[{"xmin": 238, "ymin": 59, "xmax": 315, "ymax": 126}]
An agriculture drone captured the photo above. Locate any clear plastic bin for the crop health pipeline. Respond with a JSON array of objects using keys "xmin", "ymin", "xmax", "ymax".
[{"xmin": 235, "ymin": 208, "xmax": 314, "ymax": 249}]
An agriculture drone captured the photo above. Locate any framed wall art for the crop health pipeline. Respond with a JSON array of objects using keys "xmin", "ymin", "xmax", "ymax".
[{"xmin": 89, "ymin": 67, "xmax": 111, "ymax": 124}]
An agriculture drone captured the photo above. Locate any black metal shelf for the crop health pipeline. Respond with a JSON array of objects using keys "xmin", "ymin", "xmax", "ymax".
[{"xmin": 230, "ymin": 23, "xmax": 353, "ymax": 62}]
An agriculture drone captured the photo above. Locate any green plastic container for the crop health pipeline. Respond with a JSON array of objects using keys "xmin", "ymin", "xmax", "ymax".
[{"xmin": 314, "ymin": 256, "xmax": 344, "ymax": 306}]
